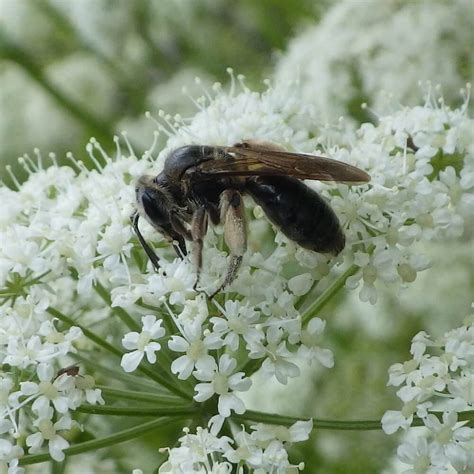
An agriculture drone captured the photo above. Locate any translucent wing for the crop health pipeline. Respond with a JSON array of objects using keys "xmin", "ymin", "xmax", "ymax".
[{"xmin": 197, "ymin": 142, "xmax": 370, "ymax": 183}]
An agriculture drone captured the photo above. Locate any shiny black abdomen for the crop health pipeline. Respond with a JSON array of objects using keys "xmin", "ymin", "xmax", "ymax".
[{"xmin": 245, "ymin": 176, "xmax": 345, "ymax": 255}]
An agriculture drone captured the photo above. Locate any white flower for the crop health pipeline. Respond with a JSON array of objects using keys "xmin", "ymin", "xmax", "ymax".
[
  {"xmin": 251, "ymin": 419, "xmax": 313, "ymax": 443},
  {"xmin": 159, "ymin": 427, "xmax": 233, "ymax": 473},
  {"xmin": 248, "ymin": 326, "xmax": 300, "ymax": 385},
  {"xmin": 193, "ymin": 354, "xmax": 251, "ymax": 417},
  {"xmin": 17, "ymin": 363, "xmax": 74, "ymax": 418},
  {"xmin": 26, "ymin": 414, "xmax": 72, "ymax": 462},
  {"xmin": 424, "ymin": 412, "xmax": 474, "ymax": 470},
  {"xmin": 384, "ymin": 322, "xmax": 474, "ymax": 470},
  {"xmin": 168, "ymin": 324, "xmax": 221, "ymax": 380},
  {"xmin": 0, "ymin": 439, "xmax": 24, "ymax": 474},
  {"xmin": 297, "ymin": 318, "xmax": 334, "ymax": 368},
  {"xmin": 146, "ymin": 259, "xmax": 197, "ymax": 305},
  {"xmin": 396, "ymin": 436, "xmax": 433, "ymax": 473},
  {"xmin": 210, "ymin": 300, "xmax": 262, "ymax": 351},
  {"xmin": 121, "ymin": 315, "xmax": 165, "ymax": 372}
]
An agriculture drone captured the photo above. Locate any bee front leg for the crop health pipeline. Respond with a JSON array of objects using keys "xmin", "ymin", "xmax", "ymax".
[
  {"xmin": 191, "ymin": 206, "xmax": 208, "ymax": 290},
  {"xmin": 210, "ymin": 190, "xmax": 247, "ymax": 298},
  {"xmin": 130, "ymin": 211, "xmax": 162, "ymax": 273}
]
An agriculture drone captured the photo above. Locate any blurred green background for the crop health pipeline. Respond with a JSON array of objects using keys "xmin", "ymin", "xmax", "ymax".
[
  {"xmin": 0, "ymin": 0, "xmax": 327, "ymax": 186},
  {"xmin": 1, "ymin": 1, "xmax": 472, "ymax": 473}
]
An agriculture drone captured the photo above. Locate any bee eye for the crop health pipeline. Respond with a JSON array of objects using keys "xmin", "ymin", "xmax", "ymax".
[{"xmin": 141, "ymin": 190, "xmax": 169, "ymax": 226}]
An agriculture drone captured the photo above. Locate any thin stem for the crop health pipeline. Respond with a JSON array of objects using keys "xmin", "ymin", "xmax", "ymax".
[
  {"xmin": 234, "ymin": 410, "xmax": 382, "ymax": 430},
  {"xmin": 18, "ymin": 417, "xmax": 184, "ymax": 466},
  {"xmin": 94, "ymin": 282, "xmax": 140, "ymax": 332},
  {"xmin": 301, "ymin": 264, "xmax": 359, "ymax": 326},
  {"xmin": 97, "ymin": 385, "xmax": 185, "ymax": 405},
  {"xmin": 73, "ymin": 353, "xmax": 162, "ymax": 392},
  {"xmin": 76, "ymin": 404, "xmax": 195, "ymax": 417},
  {"xmin": 47, "ymin": 307, "xmax": 122, "ymax": 357},
  {"xmin": 234, "ymin": 409, "xmax": 474, "ymax": 431}
]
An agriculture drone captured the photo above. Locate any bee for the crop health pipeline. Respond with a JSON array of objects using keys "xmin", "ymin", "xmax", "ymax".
[{"xmin": 131, "ymin": 141, "xmax": 370, "ymax": 296}]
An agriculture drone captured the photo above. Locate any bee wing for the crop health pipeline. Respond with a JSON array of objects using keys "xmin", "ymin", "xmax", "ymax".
[{"xmin": 198, "ymin": 143, "xmax": 370, "ymax": 183}]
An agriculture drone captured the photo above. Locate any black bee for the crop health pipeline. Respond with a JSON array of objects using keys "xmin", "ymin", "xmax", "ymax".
[{"xmin": 132, "ymin": 141, "xmax": 370, "ymax": 296}]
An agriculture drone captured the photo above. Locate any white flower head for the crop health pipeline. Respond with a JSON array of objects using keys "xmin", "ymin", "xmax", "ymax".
[
  {"xmin": 26, "ymin": 414, "xmax": 72, "ymax": 462},
  {"xmin": 193, "ymin": 354, "xmax": 251, "ymax": 417},
  {"xmin": 121, "ymin": 315, "xmax": 165, "ymax": 372}
]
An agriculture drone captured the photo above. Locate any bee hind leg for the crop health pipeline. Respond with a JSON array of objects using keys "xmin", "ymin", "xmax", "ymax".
[{"xmin": 209, "ymin": 190, "xmax": 247, "ymax": 298}]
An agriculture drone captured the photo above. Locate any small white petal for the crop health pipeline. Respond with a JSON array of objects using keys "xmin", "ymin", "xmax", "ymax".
[
  {"xmin": 194, "ymin": 383, "xmax": 215, "ymax": 402},
  {"xmin": 121, "ymin": 350, "xmax": 144, "ymax": 372},
  {"xmin": 168, "ymin": 336, "xmax": 189, "ymax": 352},
  {"xmin": 171, "ymin": 356, "xmax": 194, "ymax": 380},
  {"xmin": 49, "ymin": 436, "xmax": 69, "ymax": 462}
]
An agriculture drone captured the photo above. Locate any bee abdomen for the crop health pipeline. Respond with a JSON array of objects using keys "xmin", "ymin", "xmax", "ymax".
[{"xmin": 245, "ymin": 176, "xmax": 345, "ymax": 255}]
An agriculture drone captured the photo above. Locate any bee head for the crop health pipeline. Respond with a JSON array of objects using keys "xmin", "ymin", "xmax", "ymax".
[{"xmin": 135, "ymin": 175, "xmax": 173, "ymax": 230}]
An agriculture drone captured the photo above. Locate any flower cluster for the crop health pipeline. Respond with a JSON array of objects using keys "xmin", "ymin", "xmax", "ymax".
[
  {"xmin": 275, "ymin": 0, "xmax": 473, "ymax": 122},
  {"xmin": 0, "ymin": 276, "xmax": 104, "ymax": 468},
  {"xmin": 382, "ymin": 319, "xmax": 474, "ymax": 471},
  {"xmin": 159, "ymin": 420, "xmax": 312, "ymax": 473},
  {"xmin": 0, "ymin": 142, "xmax": 146, "ymax": 469},
  {"xmin": 0, "ymin": 75, "xmax": 472, "ymax": 470}
]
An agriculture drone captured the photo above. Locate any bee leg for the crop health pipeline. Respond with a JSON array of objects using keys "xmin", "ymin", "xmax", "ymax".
[
  {"xmin": 191, "ymin": 206, "xmax": 208, "ymax": 290},
  {"xmin": 130, "ymin": 211, "xmax": 162, "ymax": 273},
  {"xmin": 210, "ymin": 190, "xmax": 247, "ymax": 298},
  {"xmin": 169, "ymin": 213, "xmax": 191, "ymax": 259}
]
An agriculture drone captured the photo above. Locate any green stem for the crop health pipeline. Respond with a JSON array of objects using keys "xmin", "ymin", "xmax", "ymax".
[
  {"xmin": 97, "ymin": 385, "xmax": 185, "ymax": 405},
  {"xmin": 18, "ymin": 417, "xmax": 184, "ymax": 466},
  {"xmin": 47, "ymin": 307, "xmax": 192, "ymax": 400},
  {"xmin": 47, "ymin": 307, "xmax": 122, "ymax": 357},
  {"xmin": 234, "ymin": 410, "xmax": 381, "ymax": 430},
  {"xmin": 73, "ymin": 354, "xmax": 162, "ymax": 392},
  {"xmin": 94, "ymin": 282, "xmax": 140, "ymax": 332},
  {"xmin": 301, "ymin": 264, "xmax": 359, "ymax": 326},
  {"xmin": 76, "ymin": 404, "xmax": 195, "ymax": 417},
  {"xmin": 235, "ymin": 409, "xmax": 474, "ymax": 431}
]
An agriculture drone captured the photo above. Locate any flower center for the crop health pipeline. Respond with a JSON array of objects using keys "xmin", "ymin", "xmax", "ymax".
[
  {"xmin": 435, "ymin": 426, "xmax": 453, "ymax": 445},
  {"xmin": 212, "ymin": 374, "xmax": 229, "ymax": 395},
  {"xmin": 137, "ymin": 331, "xmax": 151, "ymax": 351},
  {"xmin": 166, "ymin": 277, "xmax": 183, "ymax": 292},
  {"xmin": 186, "ymin": 340, "xmax": 206, "ymax": 361},
  {"xmin": 39, "ymin": 381, "xmax": 58, "ymax": 399},
  {"xmin": 228, "ymin": 318, "xmax": 246, "ymax": 334},
  {"xmin": 38, "ymin": 419, "xmax": 56, "ymax": 440}
]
